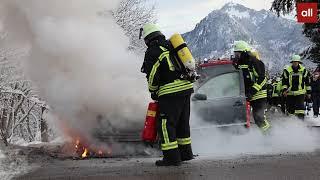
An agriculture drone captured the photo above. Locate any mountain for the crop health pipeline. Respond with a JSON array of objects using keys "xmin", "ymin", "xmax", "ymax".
[{"xmin": 183, "ymin": 2, "xmax": 311, "ymax": 73}]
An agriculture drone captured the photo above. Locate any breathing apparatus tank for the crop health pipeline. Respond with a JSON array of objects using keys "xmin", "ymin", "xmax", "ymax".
[{"xmin": 169, "ymin": 33, "xmax": 199, "ymax": 82}]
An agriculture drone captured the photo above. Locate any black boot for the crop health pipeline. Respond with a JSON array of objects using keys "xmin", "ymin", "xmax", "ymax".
[
  {"xmin": 297, "ymin": 114, "xmax": 305, "ymax": 120},
  {"xmin": 179, "ymin": 144, "xmax": 194, "ymax": 161},
  {"xmin": 155, "ymin": 149, "xmax": 181, "ymax": 166}
]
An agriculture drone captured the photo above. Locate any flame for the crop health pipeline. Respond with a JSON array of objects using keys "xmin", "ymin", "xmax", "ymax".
[
  {"xmin": 107, "ymin": 149, "xmax": 112, "ymax": 155},
  {"xmin": 82, "ymin": 148, "xmax": 89, "ymax": 158},
  {"xmin": 75, "ymin": 139, "xmax": 80, "ymax": 149},
  {"xmin": 73, "ymin": 138, "xmax": 112, "ymax": 158}
]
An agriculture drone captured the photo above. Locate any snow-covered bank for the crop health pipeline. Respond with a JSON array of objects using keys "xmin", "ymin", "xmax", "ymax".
[{"xmin": 0, "ymin": 146, "xmax": 37, "ymax": 180}]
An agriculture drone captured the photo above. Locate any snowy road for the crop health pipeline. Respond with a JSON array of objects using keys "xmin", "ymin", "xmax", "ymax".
[{"xmin": 12, "ymin": 151, "xmax": 320, "ymax": 180}]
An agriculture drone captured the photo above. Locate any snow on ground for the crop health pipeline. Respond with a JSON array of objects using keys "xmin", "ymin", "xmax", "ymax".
[
  {"xmin": 0, "ymin": 147, "xmax": 37, "ymax": 180},
  {"xmin": 305, "ymin": 107, "xmax": 320, "ymax": 126},
  {"xmin": 305, "ymin": 117, "xmax": 320, "ymax": 126}
]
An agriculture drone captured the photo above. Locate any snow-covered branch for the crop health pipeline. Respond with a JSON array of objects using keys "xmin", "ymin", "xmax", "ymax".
[{"xmin": 112, "ymin": 0, "xmax": 156, "ymax": 53}]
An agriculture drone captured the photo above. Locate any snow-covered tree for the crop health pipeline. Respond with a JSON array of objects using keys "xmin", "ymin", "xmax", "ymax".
[
  {"xmin": 113, "ymin": 0, "xmax": 156, "ymax": 53},
  {"xmin": 0, "ymin": 31, "xmax": 47, "ymax": 146}
]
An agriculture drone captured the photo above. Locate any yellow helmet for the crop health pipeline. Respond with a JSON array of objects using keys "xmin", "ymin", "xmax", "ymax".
[
  {"xmin": 141, "ymin": 23, "xmax": 161, "ymax": 39},
  {"xmin": 139, "ymin": 23, "xmax": 165, "ymax": 45},
  {"xmin": 290, "ymin": 54, "xmax": 302, "ymax": 63},
  {"xmin": 233, "ymin": 41, "xmax": 251, "ymax": 52}
]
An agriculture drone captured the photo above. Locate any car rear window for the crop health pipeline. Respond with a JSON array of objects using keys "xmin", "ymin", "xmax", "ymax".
[{"xmin": 197, "ymin": 72, "xmax": 240, "ymax": 99}]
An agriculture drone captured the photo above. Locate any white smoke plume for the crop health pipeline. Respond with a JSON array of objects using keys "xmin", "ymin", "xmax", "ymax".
[
  {"xmin": 1, "ymin": 0, "xmax": 149, "ymax": 140},
  {"xmin": 191, "ymin": 115, "xmax": 320, "ymax": 158}
]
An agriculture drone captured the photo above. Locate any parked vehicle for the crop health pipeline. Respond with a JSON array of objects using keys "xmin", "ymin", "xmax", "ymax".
[{"xmin": 192, "ymin": 59, "xmax": 251, "ymax": 129}]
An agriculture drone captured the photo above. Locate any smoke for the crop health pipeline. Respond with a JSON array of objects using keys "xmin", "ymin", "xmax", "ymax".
[
  {"xmin": 1, "ymin": 0, "xmax": 149, "ymax": 140},
  {"xmin": 191, "ymin": 114, "xmax": 320, "ymax": 158}
]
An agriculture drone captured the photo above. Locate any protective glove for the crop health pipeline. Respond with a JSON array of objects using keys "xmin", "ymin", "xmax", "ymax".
[
  {"xmin": 151, "ymin": 93, "xmax": 158, "ymax": 101},
  {"xmin": 250, "ymin": 87, "xmax": 258, "ymax": 96},
  {"xmin": 246, "ymin": 87, "xmax": 256, "ymax": 100},
  {"xmin": 246, "ymin": 92, "xmax": 253, "ymax": 100},
  {"xmin": 282, "ymin": 89, "xmax": 288, "ymax": 97}
]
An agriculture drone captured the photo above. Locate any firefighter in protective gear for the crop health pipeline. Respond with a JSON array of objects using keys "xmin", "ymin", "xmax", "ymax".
[
  {"xmin": 270, "ymin": 77, "xmax": 283, "ymax": 113},
  {"xmin": 267, "ymin": 79, "xmax": 273, "ymax": 107},
  {"xmin": 281, "ymin": 55, "xmax": 311, "ymax": 119},
  {"xmin": 277, "ymin": 77, "xmax": 287, "ymax": 114},
  {"xmin": 140, "ymin": 23, "xmax": 194, "ymax": 166},
  {"xmin": 233, "ymin": 41, "xmax": 271, "ymax": 133}
]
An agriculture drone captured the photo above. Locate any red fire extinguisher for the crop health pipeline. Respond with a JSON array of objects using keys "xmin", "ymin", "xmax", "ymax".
[
  {"xmin": 246, "ymin": 101, "xmax": 251, "ymax": 128},
  {"xmin": 142, "ymin": 101, "xmax": 159, "ymax": 143}
]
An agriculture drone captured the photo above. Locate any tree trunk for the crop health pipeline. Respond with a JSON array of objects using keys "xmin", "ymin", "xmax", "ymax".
[
  {"xmin": 40, "ymin": 106, "xmax": 48, "ymax": 142},
  {"xmin": 20, "ymin": 107, "xmax": 34, "ymax": 142},
  {"xmin": 0, "ymin": 108, "xmax": 8, "ymax": 146}
]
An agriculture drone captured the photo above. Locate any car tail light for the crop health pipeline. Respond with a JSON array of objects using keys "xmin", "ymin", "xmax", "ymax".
[{"xmin": 246, "ymin": 101, "xmax": 251, "ymax": 128}]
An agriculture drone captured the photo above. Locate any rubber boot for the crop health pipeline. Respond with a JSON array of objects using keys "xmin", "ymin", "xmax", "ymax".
[
  {"xmin": 297, "ymin": 114, "xmax": 305, "ymax": 120},
  {"xmin": 155, "ymin": 149, "xmax": 181, "ymax": 166},
  {"xmin": 179, "ymin": 144, "xmax": 194, "ymax": 161}
]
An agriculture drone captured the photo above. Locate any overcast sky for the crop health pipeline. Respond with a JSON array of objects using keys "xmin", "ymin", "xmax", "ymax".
[{"xmin": 152, "ymin": 0, "xmax": 276, "ymax": 36}]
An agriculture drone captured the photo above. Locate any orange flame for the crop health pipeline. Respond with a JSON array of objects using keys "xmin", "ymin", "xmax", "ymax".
[{"xmin": 82, "ymin": 148, "xmax": 88, "ymax": 158}]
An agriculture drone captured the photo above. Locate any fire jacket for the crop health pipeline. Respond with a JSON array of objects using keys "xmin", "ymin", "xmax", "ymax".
[
  {"xmin": 142, "ymin": 38, "xmax": 194, "ymax": 98},
  {"xmin": 238, "ymin": 53, "xmax": 267, "ymax": 101},
  {"xmin": 281, "ymin": 64, "xmax": 311, "ymax": 96},
  {"xmin": 272, "ymin": 81, "xmax": 282, "ymax": 98}
]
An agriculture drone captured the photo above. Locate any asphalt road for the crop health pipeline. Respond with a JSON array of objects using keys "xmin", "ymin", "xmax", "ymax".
[{"xmin": 14, "ymin": 151, "xmax": 320, "ymax": 180}]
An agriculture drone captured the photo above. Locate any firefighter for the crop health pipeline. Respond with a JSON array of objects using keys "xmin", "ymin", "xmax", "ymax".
[
  {"xmin": 281, "ymin": 55, "xmax": 311, "ymax": 119},
  {"xmin": 233, "ymin": 41, "xmax": 271, "ymax": 133},
  {"xmin": 140, "ymin": 23, "xmax": 194, "ymax": 166},
  {"xmin": 267, "ymin": 79, "xmax": 274, "ymax": 108},
  {"xmin": 270, "ymin": 77, "xmax": 283, "ymax": 113},
  {"xmin": 311, "ymin": 72, "xmax": 320, "ymax": 118},
  {"xmin": 277, "ymin": 77, "xmax": 287, "ymax": 114}
]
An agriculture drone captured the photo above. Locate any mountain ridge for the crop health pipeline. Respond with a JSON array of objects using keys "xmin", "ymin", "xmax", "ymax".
[{"xmin": 183, "ymin": 2, "xmax": 311, "ymax": 73}]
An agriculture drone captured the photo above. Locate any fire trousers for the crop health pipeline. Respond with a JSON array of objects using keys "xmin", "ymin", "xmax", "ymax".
[
  {"xmin": 157, "ymin": 94, "xmax": 193, "ymax": 163},
  {"xmin": 270, "ymin": 97, "xmax": 286, "ymax": 114},
  {"xmin": 271, "ymin": 97, "xmax": 281, "ymax": 107},
  {"xmin": 251, "ymin": 98, "xmax": 271, "ymax": 132},
  {"xmin": 286, "ymin": 95, "xmax": 305, "ymax": 119}
]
